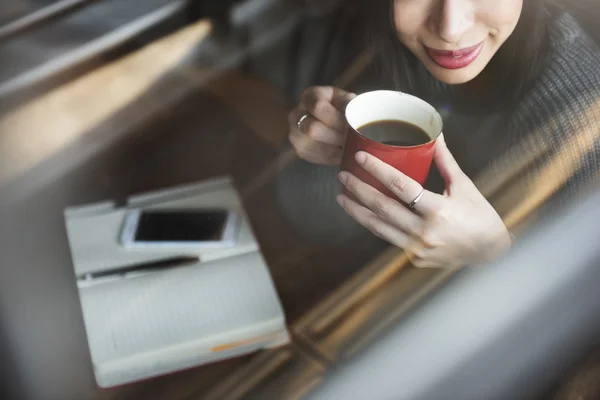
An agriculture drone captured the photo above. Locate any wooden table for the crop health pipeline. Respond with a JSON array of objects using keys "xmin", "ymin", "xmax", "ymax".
[
  {"xmin": 0, "ymin": 83, "xmax": 391, "ymax": 399},
  {"xmin": 82, "ymin": 88, "xmax": 395, "ymax": 399},
  {"xmin": 0, "ymin": 47, "xmax": 451, "ymax": 397}
]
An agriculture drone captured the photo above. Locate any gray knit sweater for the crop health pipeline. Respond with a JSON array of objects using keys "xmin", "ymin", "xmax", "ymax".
[{"xmin": 277, "ymin": 13, "xmax": 600, "ymax": 243}]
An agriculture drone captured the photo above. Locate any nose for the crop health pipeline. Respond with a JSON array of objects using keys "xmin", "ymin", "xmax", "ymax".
[{"xmin": 433, "ymin": 0, "xmax": 475, "ymax": 44}]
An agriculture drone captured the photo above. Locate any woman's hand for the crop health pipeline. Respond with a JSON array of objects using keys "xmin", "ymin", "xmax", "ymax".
[
  {"xmin": 336, "ymin": 135, "xmax": 512, "ymax": 268},
  {"xmin": 288, "ymin": 86, "xmax": 356, "ymax": 165}
]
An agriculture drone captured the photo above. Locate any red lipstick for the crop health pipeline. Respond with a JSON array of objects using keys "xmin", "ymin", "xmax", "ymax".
[{"xmin": 425, "ymin": 42, "xmax": 484, "ymax": 70}]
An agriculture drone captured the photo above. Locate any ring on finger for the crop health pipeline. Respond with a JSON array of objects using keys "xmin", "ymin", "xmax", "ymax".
[
  {"xmin": 297, "ymin": 113, "xmax": 311, "ymax": 131},
  {"xmin": 409, "ymin": 189, "xmax": 425, "ymax": 211}
]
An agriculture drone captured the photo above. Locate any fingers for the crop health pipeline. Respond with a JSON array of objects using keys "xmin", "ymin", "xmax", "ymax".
[
  {"xmin": 355, "ymin": 151, "xmax": 441, "ymax": 215},
  {"xmin": 434, "ymin": 134, "xmax": 465, "ymax": 185},
  {"xmin": 336, "ymin": 195, "xmax": 410, "ymax": 249},
  {"xmin": 288, "ymin": 108, "xmax": 343, "ymax": 164},
  {"xmin": 337, "ymin": 193, "xmax": 451, "ymax": 268},
  {"xmin": 288, "ymin": 86, "xmax": 355, "ymax": 165},
  {"xmin": 301, "ymin": 86, "xmax": 356, "ymax": 112},
  {"xmin": 289, "ymin": 130, "xmax": 342, "ymax": 165},
  {"xmin": 404, "ymin": 238, "xmax": 459, "ymax": 269},
  {"xmin": 288, "ymin": 110, "xmax": 345, "ymax": 146},
  {"xmin": 410, "ymin": 258, "xmax": 445, "ymax": 269},
  {"xmin": 330, "ymin": 87, "xmax": 357, "ymax": 111},
  {"xmin": 300, "ymin": 86, "xmax": 355, "ymax": 131},
  {"xmin": 305, "ymin": 118, "xmax": 346, "ymax": 146},
  {"xmin": 338, "ymin": 171, "xmax": 423, "ymax": 236},
  {"xmin": 336, "ymin": 177, "xmax": 457, "ymax": 269}
]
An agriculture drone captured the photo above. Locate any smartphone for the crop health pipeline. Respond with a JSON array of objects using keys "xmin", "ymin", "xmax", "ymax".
[{"xmin": 120, "ymin": 208, "xmax": 239, "ymax": 249}]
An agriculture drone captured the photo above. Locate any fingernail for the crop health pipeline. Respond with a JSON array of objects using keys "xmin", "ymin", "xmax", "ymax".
[
  {"xmin": 338, "ymin": 172, "xmax": 348, "ymax": 184},
  {"xmin": 355, "ymin": 152, "xmax": 367, "ymax": 165},
  {"xmin": 336, "ymin": 195, "xmax": 345, "ymax": 207}
]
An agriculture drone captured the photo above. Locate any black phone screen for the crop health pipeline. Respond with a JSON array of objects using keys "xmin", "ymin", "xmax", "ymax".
[{"xmin": 134, "ymin": 210, "xmax": 228, "ymax": 242}]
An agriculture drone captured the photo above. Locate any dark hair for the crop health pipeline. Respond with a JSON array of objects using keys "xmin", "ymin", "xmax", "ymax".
[{"xmin": 369, "ymin": 0, "xmax": 557, "ymax": 114}]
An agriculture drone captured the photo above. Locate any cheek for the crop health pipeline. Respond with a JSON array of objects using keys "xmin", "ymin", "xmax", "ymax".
[
  {"xmin": 392, "ymin": 2, "xmax": 430, "ymax": 41},
  {"xmin": 480, "ymin": 0, "xmax": 523, "ymax": 36}
]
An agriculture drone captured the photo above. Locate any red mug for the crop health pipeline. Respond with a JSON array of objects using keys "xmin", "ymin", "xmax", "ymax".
[{"xmin": 340, "ymin": 90, "xmax": 443, "ymax": 200}]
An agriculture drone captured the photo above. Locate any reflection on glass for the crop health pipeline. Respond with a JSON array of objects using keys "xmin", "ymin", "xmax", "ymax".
[{"xmin": 1, "ymin": 1, "xmax": 600, "ymax": 399}]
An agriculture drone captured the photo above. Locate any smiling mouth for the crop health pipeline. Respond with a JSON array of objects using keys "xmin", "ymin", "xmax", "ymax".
[{"xmin": 424, "ymin": 41, "xmax": 485, "ymax": 70}]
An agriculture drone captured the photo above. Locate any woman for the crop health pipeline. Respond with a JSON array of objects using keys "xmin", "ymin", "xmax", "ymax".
[{"xmin": 285, "ymin": 0, "xmax": 600, "ymax": 268}]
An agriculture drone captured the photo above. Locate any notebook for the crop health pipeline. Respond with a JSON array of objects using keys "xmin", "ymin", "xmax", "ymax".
[{"xmin": 65, "ymin": 177, "xmax": 289, "ymax": 387}]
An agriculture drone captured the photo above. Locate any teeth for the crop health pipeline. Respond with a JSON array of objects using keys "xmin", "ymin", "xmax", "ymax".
[{"xmin": 453, "ymin": 54, "xmax": 463, "ymax": 59}]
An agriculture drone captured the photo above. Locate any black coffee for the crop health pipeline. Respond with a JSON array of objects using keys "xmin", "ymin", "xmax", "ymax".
[{"xmin": 357, "ymin": 120, "xmax": 430, "ymax": 147}]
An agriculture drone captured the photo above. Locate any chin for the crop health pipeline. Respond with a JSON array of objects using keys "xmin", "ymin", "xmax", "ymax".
[{"xmin": 427, "ymin": 66, "xmax": 481, "ymax": 85}]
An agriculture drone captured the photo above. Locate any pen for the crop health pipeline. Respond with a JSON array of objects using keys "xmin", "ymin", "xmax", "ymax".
[{"xmin": 77, "ymin": 256, "xmax": 200, "ymax": 281}]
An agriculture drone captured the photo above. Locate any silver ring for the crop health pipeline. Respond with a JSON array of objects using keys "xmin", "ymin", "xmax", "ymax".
[
  {"xmin": 409, "ymin": 189, "xmax": 424, "ymax": 210},
  {"xmin": 297, "ymin": 113, "xmax": 310, "ymax": 131}
]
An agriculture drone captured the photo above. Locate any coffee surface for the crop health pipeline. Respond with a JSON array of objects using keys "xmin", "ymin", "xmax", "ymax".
[{"xmin": 357, "ymin": 120, "xmax": 430, "ymax": 147}]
